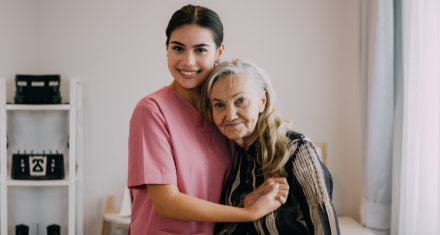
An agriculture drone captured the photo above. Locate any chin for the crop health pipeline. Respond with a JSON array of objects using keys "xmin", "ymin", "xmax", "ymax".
[{"xmin": 227, "ymin": 134, "xmax": 246, "ymax": 142}]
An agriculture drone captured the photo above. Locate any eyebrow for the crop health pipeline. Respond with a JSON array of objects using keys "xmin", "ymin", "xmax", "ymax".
[{"xmin": 170, "ymin": 41, "xmax": 211, "ymax": 48}]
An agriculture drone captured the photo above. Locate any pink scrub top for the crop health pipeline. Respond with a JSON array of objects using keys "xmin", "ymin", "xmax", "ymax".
[{"xmin": 127, "ymin": 86, "xmax": 232, "ymax": 235}]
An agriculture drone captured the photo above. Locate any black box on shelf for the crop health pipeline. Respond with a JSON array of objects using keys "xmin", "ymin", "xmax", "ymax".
[
  {"xmin": 15, "ymin": 224, "xmax": 29, "ymax": 235},
  {"xmin": 14, "ymin": 74, "xmax": 62, "ymax": 104},
  {"xmin": 11, "ymin": 153, "xmax": 65, "ymax": 180}
]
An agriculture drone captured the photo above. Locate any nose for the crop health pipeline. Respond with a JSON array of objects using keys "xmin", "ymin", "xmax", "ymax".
[
  {"xmin": 182, "ymin": 51, "xmax": 195, "ymax": 66},
  {"xmin": 225, "ymin": 105, "xmax": 238, "ymax": 121}
]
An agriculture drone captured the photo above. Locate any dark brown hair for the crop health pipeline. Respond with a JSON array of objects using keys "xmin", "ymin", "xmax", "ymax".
[{"xmin": 165, "ymin": 4, "xmax": 224, "ymax": 48}]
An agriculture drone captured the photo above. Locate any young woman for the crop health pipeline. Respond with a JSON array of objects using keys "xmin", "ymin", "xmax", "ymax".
[
  {"xmin": 203, "ymin": 59, "xmax": 340, "ymax": 235},
  {"xmin": 127, "ymin": 5, "xmax": 288, "ymax": 235}
]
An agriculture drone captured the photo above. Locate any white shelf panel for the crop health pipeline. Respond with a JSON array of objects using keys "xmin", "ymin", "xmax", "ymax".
[
  {"xmin": 6, "ymin": 104, "xmax": 70, "ymax": 111},
  {"xmin": 1, "ymin": 78, "xmax": 83, "ymax": 235},
  {"xmin": 5, "ymin": 179, "xmax": 72, "ymax": 187}
]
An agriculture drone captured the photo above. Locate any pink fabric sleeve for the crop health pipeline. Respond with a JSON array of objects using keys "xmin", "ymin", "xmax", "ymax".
[{"xmin": 127, "ymin": 99, "xmax": 177, "ymax": 188}]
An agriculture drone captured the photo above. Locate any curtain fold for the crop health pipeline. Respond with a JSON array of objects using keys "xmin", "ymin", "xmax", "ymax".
[
  {"xmin": 361, "ymin": 1, "xmax": 440, "ymax": 235},
  {"xmin": 391, "ymin": 0, "xmax": 440, "ymax": 234},
  {"xmin": 359, "ymin": 1, "xmax": 394, "ymax": 234}
]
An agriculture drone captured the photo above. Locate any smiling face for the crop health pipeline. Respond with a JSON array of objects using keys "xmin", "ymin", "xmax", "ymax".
[
  {"xmin": 210, "ymin": 73, "xmax": 267, "ymax": 148},
  {"xmin": 167, "ymin": 24, "xmax": 223, "ymax": 92}
]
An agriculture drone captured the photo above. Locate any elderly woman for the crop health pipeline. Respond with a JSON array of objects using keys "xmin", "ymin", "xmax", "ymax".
[{"xmin": 202, "ymin": 59, "xmax": 340, "ymax": 235}]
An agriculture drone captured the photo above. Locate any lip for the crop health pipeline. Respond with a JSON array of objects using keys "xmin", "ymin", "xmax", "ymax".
[
  {"xmin": 224, "ymin": 122, "xmax": 243, "ymax": 127},
  {"xmin": 178, "ymin": 69, "xmax": 201, "ymax": 79}
]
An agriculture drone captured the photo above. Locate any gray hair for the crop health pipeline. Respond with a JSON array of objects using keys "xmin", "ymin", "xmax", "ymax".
[
  {"xmin": 202, "ymin": 59, "xmax": 276, "ymax": 119},
  {"xmin": 202, "ymin": 58, "xmax": 290, "ymax": 178}
]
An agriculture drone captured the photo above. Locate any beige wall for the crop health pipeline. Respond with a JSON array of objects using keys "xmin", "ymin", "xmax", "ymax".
[{"xmin": 0, "ymin": 0, "xmax": 361, "ymax": 234}]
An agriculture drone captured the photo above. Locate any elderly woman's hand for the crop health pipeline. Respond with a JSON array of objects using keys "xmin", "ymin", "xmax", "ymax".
[{"xmin": 243, "ymin": 176, "xmax": 289, "ymax": 208}]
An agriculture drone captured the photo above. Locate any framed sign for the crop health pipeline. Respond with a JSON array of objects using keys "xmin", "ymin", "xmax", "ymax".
[{"xmin": 12, "ymin": 153, "xmax": 64, "ymax": 180}]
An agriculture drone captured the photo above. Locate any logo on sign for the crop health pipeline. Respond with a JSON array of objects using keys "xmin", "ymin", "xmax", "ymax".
[{"xmin": 29, "ymin": 156, "xmax": 47, "ymax": 176}]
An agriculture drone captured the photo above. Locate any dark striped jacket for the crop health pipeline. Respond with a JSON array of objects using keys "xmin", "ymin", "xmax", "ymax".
[{"xmin": 215, "ymin": 130, "xmax": 340, "ymax": 235}]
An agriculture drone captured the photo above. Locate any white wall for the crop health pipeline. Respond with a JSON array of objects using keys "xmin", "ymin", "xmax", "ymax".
[
  {"xmin": 0, "ymin": 0, "xmax": 361, "ymax": 234},
  {"xmin": 0, "ymin": 1, "xmax": 38, "ymax": 74}
]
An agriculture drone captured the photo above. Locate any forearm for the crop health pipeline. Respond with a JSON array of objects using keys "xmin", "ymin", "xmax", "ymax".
[
  {"xmin": 155, "ymin": 190, "xmax": 254, "ymax": 222},
  {"xmin": 147, "ymin": 184, "xmax": 278, "ymax": 222}
]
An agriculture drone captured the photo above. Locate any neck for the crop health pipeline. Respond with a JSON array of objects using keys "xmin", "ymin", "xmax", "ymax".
[
  {"xmin": 169, "ymin": 82, "xmax": 202, "ymax": 112},
  {"xmin": 235, "ymin": 139, "xmax": 247, "ymax": 150},
  {"xmin": 237, "ymin": 132, "xmax": 258, "ymax": 151}
]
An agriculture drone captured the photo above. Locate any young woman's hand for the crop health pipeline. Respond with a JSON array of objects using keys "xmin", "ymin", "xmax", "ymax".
[
  {"xmin": 243, "ymin": 177, "xmax": 289, "ymax": 208},
  {"xmin": 242, "ymin": 182, "xmax": 282, "ymax": 220}
]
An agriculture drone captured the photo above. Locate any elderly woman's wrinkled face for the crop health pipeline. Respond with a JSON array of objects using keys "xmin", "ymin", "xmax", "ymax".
[{"xmin": 210, "ymin": 73, "xmax": 266, "ymax": 148}]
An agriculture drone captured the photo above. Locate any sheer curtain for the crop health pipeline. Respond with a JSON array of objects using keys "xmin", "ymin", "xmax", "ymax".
[
  {"xmin": 391, "ymin": 0, "xmax": 440, "ymax": 235},
  {"xmin": 360, "ymin": 1, "xmax": 440, "ymax": 235},
  {"xmin": 359, "ymin": 1, "xmax": 394, "ymax": 234}
]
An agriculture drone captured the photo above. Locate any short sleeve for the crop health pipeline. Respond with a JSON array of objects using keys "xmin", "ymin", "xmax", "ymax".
[{"xmin": 127, "ymin": 98, "xmax": 177, "ymax": 188}]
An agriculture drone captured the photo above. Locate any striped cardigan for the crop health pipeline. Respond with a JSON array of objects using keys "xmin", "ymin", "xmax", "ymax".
[{"xmin": 215, "ymin": 130, "xmax": 340, "ymax": 235}]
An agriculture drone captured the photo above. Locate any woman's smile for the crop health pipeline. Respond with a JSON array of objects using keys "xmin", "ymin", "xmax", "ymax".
[
  {"xmin": 224, "ymin": 122, "xmax": 243, "ymax": 127},
  {"xmin": 178, "ymin": 69, "xmax": 201, "ymax": 78}
]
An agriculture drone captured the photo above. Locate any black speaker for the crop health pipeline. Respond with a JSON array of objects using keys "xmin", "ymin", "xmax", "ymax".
[
  {"xmin": 15, "ymin": 224, "xmax": 29, "ymax": 235},
  {"xmin": 47, "ymin": 224, "xmax": 60, "ymax": 235}
]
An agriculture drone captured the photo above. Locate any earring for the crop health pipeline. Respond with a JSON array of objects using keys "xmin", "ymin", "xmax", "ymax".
[{"xmin": 214, "ymin": 59, "xmax": 220, "ymax": 67}]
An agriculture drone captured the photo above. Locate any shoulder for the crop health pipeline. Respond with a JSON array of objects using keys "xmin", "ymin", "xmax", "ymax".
[
  {"xmin": 286, "ymin": 129, "xmax": 307, "ymax": 143},
  {"xmin": 285, "ymin": 130, "xmax": 327, "ymax": 175},
  {"xmin": 135, "ymin": 86, "xmax": 173, "ymax": 109},
  {"xmin": 132, "ymin": 86, "xmax": 181, "ymax": 113},
  {"xmin": 130, "ymin": 87, "xmax": 173, "ymax": 124},
  {"xmin": 285, "ymin": 129, "xmax": 315, "ymax": 156},
  {"xmin": 286, "ymin": 130, "xmax": 333, "ymax": 198}
]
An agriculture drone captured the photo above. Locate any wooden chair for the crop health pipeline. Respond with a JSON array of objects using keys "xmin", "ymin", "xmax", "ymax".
[
  {"xmin": 102, "ymin": 195, "xmax": 130, "ymax": 235},
  {"xmin": 312, "ymin": 142, "xmax": 373, "ymax": 234}
]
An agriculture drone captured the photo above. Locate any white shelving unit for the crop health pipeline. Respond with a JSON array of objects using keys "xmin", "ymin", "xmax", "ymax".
[{"xmin": 0, "ymin": 78, "xmax": 83, "ymax": 235}]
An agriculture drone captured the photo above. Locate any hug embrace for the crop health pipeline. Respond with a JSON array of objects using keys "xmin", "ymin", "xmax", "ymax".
[{"xmin": 128, "ymin": 4, "xmax": 339, "ymax": 235}]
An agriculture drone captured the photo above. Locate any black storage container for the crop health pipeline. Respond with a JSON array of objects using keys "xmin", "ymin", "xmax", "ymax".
[{"xmin": 14, "ymin": 74, "xmax": 62, "ymax": 104}]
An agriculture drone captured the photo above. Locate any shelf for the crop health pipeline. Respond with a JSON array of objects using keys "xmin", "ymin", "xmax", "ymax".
[
  {"xmin": 4, "ymin": 179, "xmax": 72, "ymax": 187},
  {"xmin": 6, "ymin": 104, "xmax": 70, "ymax": 111},
  {"xmin": 1, "ymin": 78, "xmax": 83, "ymax": 235}
]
